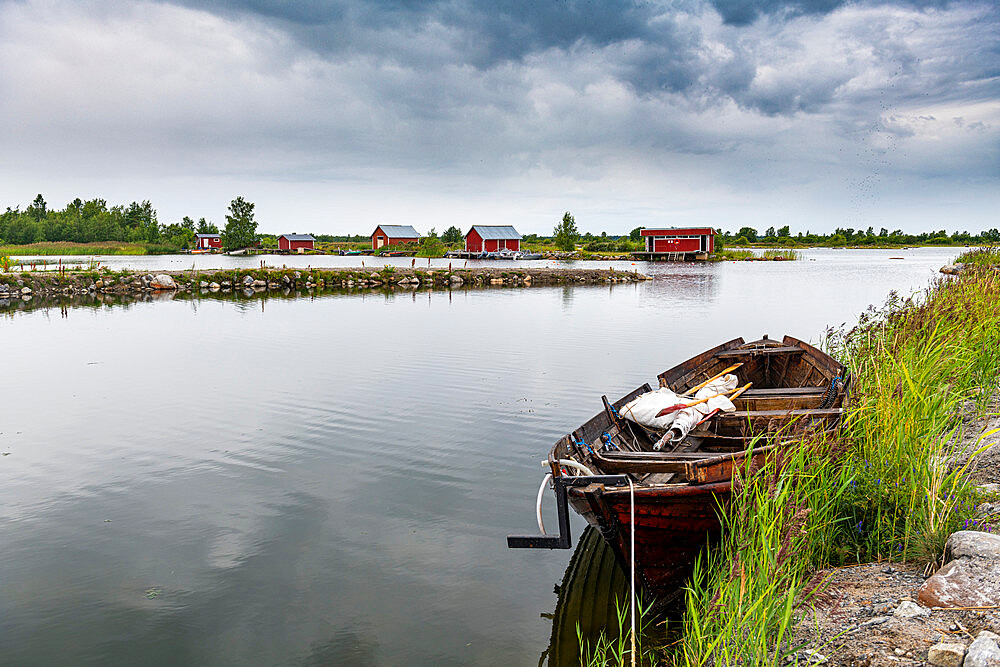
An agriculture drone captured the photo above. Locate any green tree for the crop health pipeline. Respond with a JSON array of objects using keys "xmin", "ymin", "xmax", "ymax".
[
  {"xmin": 418, "ymin": 228, "xmax": 446, "ymax": 257},
  {"xmin": 630, "ymin": 226, "xmax": 643, "ymax": 241},
  {"xmin": 554, "ymin": 212, "xmax": 579, "ymax": 251},
  {"xmin": 777, "ymin": 225, "xmax": 790, "ymax": 238},
  {"xmin": 222, "ymin": 196, "xmax": 258, "ymax": 251},
  {"xmin": 196, "ymin": 217, "xmax": 219, "ymax": 234},
  {"xmin": 441, "ymin": 225, "xmax": 463, "ymax": 244},
  {"xmin": 28, "ymin": 194, "xmax": 47, "ymax": 222},
  {"xmin": 737, "ymin": 227, "xmax": 758, "ymax": 242}
]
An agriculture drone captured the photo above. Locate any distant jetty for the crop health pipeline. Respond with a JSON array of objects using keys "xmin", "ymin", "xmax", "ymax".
[{"xmin": 0, "ymin": 266, "xmax": 651, "ymax": 304}]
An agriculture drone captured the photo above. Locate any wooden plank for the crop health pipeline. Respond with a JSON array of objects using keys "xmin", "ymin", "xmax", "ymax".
[
  {"xmin": 601, "ymin": 451, "xmax": 718, "ymax": 461},
  {"xmin": 717, "ymin": 408, "xmax": 843, "ymax": 419},
  {"xmin": 715, "ymin": 346, "xmax": 804, "ymax": 358},
  {"xmin": 742, "ymin": 387, "xmax": 825, "ymax": 396}
]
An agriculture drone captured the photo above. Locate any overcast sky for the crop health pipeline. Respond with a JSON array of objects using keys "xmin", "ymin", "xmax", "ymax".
[{"xmin": 1, "ymin": 0, "xmax": 997, "ymax": 235}]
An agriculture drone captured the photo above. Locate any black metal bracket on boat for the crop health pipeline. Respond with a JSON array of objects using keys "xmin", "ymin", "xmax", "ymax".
[{"xmin": 506, "ymin": 475, "xmax": 629, "ymax": 549}]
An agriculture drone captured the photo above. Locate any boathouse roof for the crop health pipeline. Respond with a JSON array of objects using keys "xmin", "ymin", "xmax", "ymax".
[
  {"xmin": 374, "ymin": 225, "xmax": 420, "ymax": 238},
  {"xmin": 195, "ymin": 233, "xmax": 221, "ymax": 239},
  {"xmin": 468, "ymin": 225, "xmax": 522, "ymax": 240},
  {"xmin": 279, "ymin": 233, "xmax": 316, "ymax": 241}
]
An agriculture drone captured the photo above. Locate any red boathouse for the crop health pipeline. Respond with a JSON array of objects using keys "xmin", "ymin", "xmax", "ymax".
[
  {"xmin": 640, "ymin": 227, "xmax": 715, "ymax": 254},
  {"xmin": 371, "ymin": 225, "xmax": 420, "ymax": 250},
  {"xmin": 278, "ymin": 234, "xmax": 316, "ymax": 252},
  {"xmin": 195, "ymin": 233, "xmax": 222, "ymax": 250},
  {"xmin": 465, "ymin": 225, "xmax": 521, "ymax": 253}
]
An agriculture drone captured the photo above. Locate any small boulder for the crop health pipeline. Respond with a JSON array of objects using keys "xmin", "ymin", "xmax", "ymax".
[
  {"xmin": 200, "ymin": 280, "xmax": 209, "ymax": 288},
  {"xmin": 927, "ymin": 642, "xmax": 967, "ymax": 667},
  {"xmin": 20, "ymin": 286, "xmax": 32, "ymax": 295},
  {"xmin": 150, "ymin": 274, "xmax": 177, "ymax": 290},
  {"xmin": 919, "ymin": 557, "xmax": 1000, "ymax": 607},
  {"xmin": 966, "ymin": 631, "xmax": 1000, "ymax": 667},
  {"xmin": 946, "ymin": 530, "xmax": 1000, "ymax": 560},
  {"xmin": 242, "ymin": 275, "xmax": 255, "ymax": 287},
  {"xmin": 893, "ymin": 600, "xmax": 930, "ymax": 618},
  {"xmin": 208, "ymin": 282, "xmax": 220, "ymax": 290}
]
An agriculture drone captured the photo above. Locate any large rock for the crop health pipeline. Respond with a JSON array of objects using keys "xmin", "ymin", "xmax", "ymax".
[
  {"xmin": 918, "ymin": 557, "xmax": 1000, "ymax": 607},
  {"xmin": 966, "ymin": 631, "xmax": 1000, "ymax": 667},
  {"xmin": 946, "ymin": 530, "xmax": 1000, "ymax": 560},
  {"xmin": 150, "ymin": 274, "xmax": 177, "ymax": 290},
  {"xmin": 242, "ymin": 275, "xmax": 255, "ymax": 287}
]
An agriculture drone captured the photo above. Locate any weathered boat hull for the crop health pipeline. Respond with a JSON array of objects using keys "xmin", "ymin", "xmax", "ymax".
[
  {"xmin": 566, "ymin": 481, "xmax": 731, "ymax": 604},
  {"xmin": 510, "ymin": 334, "xmax": 850, "ymax": 604}
]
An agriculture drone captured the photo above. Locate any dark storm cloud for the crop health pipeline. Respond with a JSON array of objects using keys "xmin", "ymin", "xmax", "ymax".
[
  {"xmin": 168, "ymin": 0, "xmax": 658, "ymax": 67},
  {"xmin": 706, "ymin": 0, "xmax": 950, "ymax": 25},
  {"xmin": 158, "ymin": 0, "xmax": 998, "ymax": 119}
]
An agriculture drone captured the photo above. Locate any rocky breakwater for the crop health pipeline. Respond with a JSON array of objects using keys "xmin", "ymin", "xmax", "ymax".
[{"xmin": 0, "ymin": 266, "xmax": 651, "ymax": 302}]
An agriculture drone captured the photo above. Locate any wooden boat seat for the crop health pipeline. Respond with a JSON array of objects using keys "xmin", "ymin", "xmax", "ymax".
[
  {"xmin": 740, "ymin": 387, "xmax": 825, "ymax": 397},
  {"xmin": 718, "ymin": 408, "xmax": 843, "ymax": 419},
  {"xmin": 715, "ymin": 346, "xmax": 804, "ymax": 359}
]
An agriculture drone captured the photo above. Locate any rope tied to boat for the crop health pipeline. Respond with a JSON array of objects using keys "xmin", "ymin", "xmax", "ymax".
[
  {"xmin": 628, "ymin": 477, "xmax": 637, "ymax": 667},
  {"xmin": 575, "ymin": 436, "xmax": 594, "ymax": 456},
  {"xmin": 600, "ymin": 432, "xmax": 620, "ymax": 452}
]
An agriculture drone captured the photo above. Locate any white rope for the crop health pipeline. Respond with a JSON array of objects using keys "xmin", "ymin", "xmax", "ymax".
[
  {"xmin": 533, "ymin": 460, "xmax": 595, "ymax": 535},
  {"xmin": 540, "ymin": 459, "xmax": 595, "ymax": 476},
  {"xmin": 629, "ymin": 477, "xmax": 636, "ymax": 667},
  {"xmin": 535, "ymin": 473, "xmax": 552, "ymax": 534}
]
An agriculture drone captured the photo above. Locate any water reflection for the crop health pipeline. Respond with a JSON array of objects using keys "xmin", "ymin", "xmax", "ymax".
[
  {"xmin": 543, "ymin": 527, "xmax": 628, "ymax": 666},
  {"xmin": 0, "ymin": 282, "xmax": 630, "ymax": 317}
]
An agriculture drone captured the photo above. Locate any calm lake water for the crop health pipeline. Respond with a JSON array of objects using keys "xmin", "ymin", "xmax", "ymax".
[{"xmin": 0, "ymin": 248, "xmax": 959, "ymax": 665}]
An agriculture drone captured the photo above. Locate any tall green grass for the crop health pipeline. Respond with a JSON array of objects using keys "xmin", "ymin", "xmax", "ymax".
[
  {"xmin": 0, "ymin": 241, "xmax": 149, "ymax": 256},
  {"xmin": 674, "ymin": 269, "xmax": 1000, "ymax": 666},
  {"xmin": 955, "ymin": 246, "xmax": 1000, "ymax": 266}
]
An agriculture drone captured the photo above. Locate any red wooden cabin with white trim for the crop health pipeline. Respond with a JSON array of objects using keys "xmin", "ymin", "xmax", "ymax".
[
  {"xmin": 195, "ymin": 233, "xmax": 222, "ymax": 250},
  {"xmin": 279, "ymin": 234, "xmax": 316, "ymax": 251},
  {"xmin": 640, "ymin": 227, "xmax": 715, "ymax": 253},
  {"xmin": 465, "ymin": 225, "xmax": 521, "ymax": 253},
  {"xmin": 372, "ymin": 225, "xmax": 420, "ymax": 250}
]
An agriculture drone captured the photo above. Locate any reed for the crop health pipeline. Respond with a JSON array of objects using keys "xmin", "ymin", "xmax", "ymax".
[
  {"xmin": 755, "ymin": 249, "xmax": 801, "ymax": 261},
  {"xmin": 0, "ymin": 241, "xmax": 149, "ymax": 256},
  {"xmin": 673, "ymin": 269, "xmax": 1000, "ymax": 666},
  {"xmin": 579, "ymin": 595, "xmax": 663, "ymax": 666},
  {"xmin": 954, "ymin": 246, "xmax": 1000, "ymax": 266}
]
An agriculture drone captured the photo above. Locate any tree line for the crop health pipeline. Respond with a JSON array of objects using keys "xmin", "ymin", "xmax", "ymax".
[
  {"xmin": 0, "ymin": 194, "xmax": 265, "ymax": 252},
  {"xmin": 0, "ymin": 194, "xmax": 221, "ymax": 250},
  {"xmin": 720, "ymin": 225, "xmax": 1000, "ymax": 246}
]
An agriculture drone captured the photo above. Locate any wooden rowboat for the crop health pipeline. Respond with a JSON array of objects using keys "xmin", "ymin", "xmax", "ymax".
[{"xmin": 508, "ymin": 335, "xmax": 850, "ymax": 604}]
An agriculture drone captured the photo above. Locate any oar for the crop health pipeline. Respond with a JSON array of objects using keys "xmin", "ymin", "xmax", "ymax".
[
  {"xmin": 683, "ymin": 363, "xmax": 744, "ymax": 396},
  {"xmin": 693, "ymin": 383, "xmax": 754, "ymax": 426},
  {"xmin": 655, "ymin": 382, "xmax": 752, "ymax": 417}
]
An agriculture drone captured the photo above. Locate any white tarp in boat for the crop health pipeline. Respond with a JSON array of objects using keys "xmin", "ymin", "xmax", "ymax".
[{"xmin": 621, "ymin": 375, "xmax": 740, "ymax": 448}]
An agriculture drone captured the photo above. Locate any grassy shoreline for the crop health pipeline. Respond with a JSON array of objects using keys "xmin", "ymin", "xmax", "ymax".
[
  {"xmin": 0, "ymin": 241, "xmax": 165, "ymax": 256},
  {"xmin": 584, "ymin": 264, "xmax": 1000, "ymax": 665}
]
